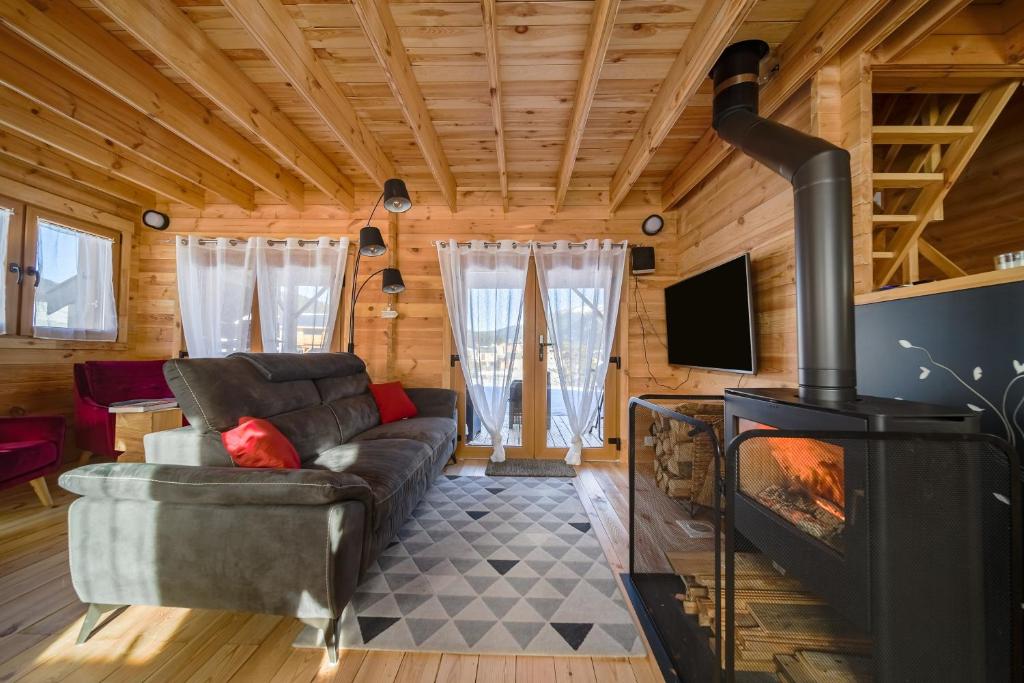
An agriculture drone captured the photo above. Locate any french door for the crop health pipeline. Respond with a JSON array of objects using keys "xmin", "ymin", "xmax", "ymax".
[{"xmin": 451, "ymin": 261, "xmax": 619, "ymax": 461}]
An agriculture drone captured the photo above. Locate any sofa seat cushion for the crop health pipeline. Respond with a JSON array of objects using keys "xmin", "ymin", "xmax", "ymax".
[
  {"xmin": 307, "ymin": 439, "xmax": 433, "ymax": 530},
  {"xmin": 350, "ymin": 417, "xmax": 456, "ymax": 455}
]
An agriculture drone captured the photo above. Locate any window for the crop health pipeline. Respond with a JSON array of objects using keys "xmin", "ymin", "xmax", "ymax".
[{"xmin": 0, "ymin": 196, "xmax": 126, "ymax": 344}]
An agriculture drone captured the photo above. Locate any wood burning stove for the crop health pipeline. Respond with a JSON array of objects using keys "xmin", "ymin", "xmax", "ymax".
[
  {"xmin": 725, "ymin": 388, "xmax": 978, "ymax": 635},
  {"xmin": 723, "ymin": 389, "xmax": 999, "ymax": 679}
]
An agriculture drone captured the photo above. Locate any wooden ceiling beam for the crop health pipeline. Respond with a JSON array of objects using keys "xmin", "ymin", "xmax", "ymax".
[
  {"xmin": 0, "ymin": 128, "xmax": 156, "ymax": 207},
  {"xmin": 608, "ymin": 0, "xmax": 756, "ymax": 212},
  {"xmin": 0, "ymin": 29, "xmax": 255, "ymax": 210},
  {"xmin": 222, "ymin": 0, "xmax": 395, "ymax": 189},
  {"xmin": 0, "ymin": 87, "xmax": 205, "ymax": 208},
  {"xmin": 352, "ymin": 0, "xmax": 458, "ymax": 212},
  {"xmin": 481, "ymin": 0, "xmax": 510, "ymax": 213},
  {"xmin": 91, "ymin": 0, "xmax": 354, "ymax": 210},
  {"xmin": 660, "ymin": 0, "xmax": 915, "ymax": 210},
  {"xmin": 553, "ymin": 0, "xmax": 619, "ymax": 213},
  {"xmin": 0, "ymin": 0, "xmax": 305, "ymax": 209},
  {"xmin": 873, "ymin": 0, "xmax": 974, "ymax": 64}
]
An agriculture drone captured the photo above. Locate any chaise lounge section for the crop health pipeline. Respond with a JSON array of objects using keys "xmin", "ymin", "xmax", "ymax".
[{"xmin": 59, "ymin": 352, "xmax": 456, "ymax": 661}]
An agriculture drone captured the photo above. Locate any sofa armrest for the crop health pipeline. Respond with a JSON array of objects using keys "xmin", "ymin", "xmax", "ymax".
[
  {"xmin": 59, "ymin": 462, "xmax": 372, "ymax": 507},
  {"xmin": 145, "ymin": 426, "xmax": 233, "ymax": 467},
  {"xmin": 405, "ymin": 388, "xmax": 458, "ymax": 420}
]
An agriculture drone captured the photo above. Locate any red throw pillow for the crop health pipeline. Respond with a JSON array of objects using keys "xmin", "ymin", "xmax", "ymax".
[
  {"xmin": 221, "ymin": 417, "xmax": 300, "ymax": 469},
  {"xmin": 369, "ymin": 382, "xmax": 418, "ymax": 424}
]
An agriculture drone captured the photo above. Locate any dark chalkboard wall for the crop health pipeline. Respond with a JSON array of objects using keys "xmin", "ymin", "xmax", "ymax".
[{"xmin": 855, "ymin": 279, "xmax": 1024, "ymax": 457}]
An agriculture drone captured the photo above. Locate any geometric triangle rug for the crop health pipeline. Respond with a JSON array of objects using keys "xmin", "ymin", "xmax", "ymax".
[{"xmin": 338, "ymin": 474, "xmax": 645, "ymax": 656}]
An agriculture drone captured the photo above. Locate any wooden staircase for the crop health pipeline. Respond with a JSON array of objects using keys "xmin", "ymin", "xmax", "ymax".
[{"xmin": 870, "ymin": 82, "xmax": 1020, "ymax": 288}]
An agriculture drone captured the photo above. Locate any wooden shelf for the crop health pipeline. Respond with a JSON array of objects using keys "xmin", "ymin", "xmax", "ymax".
[{"xmin": 855, "ymin": 267, "xmax": 1024, "ymax": 305}]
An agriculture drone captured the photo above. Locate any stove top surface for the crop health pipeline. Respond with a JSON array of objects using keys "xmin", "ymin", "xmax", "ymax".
[{"xmin": 725, "ymin": 387, "xmax": 974, "ymax": 419}]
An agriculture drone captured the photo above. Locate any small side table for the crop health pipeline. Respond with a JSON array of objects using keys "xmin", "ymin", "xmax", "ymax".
[{"xmin": 113, "ymin": 408, "xmax": 182, "ymax": 463}]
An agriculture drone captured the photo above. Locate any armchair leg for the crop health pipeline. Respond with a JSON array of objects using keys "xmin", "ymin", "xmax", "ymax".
[
  {"xmin": 77, "ymin": 603, "xmax": 125, "ymax": 644},
  {"xmin": 29, "ymin": 477, "xmax": 53, "ymax": 508},
  {"xmin": 79, "ymin": 451, "xmax": 92, "ymax": 466},
  {"xmin": 294, "ymin": 617, "xmax": 340, "ymax": 664}
]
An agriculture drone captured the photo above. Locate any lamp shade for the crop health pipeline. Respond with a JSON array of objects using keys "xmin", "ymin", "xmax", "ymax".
[
  {"xmin": 382, "ymin": 178, "xmax": 412, "ymax": 213},
  {"xmin": 381, "ymin": 268, "xmax": 406, "ymax": 294},
  {"xmin": 359, "ymin": 226, "xmax": 387, "ymax": 256}
]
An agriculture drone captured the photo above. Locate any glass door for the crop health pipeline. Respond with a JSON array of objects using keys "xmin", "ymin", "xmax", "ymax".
[
  {"xmin": 531, "ymin": 279, "xmax": 619, "ymax": 461},
  {"xmin": 451, "ymin": 261, "xmax": 619, "ymax": 460}
]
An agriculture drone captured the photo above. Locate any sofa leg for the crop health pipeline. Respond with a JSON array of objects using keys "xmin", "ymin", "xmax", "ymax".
[
  {"xmin": 77, "ymin": 603, "xmax": 125, "ymax": 644},
  {"xmin": 294, "ymin": 617, "xmax": 340, "ymax": 664},
  {"xmin": 78, "ymin": 451, "xmax": 92, "ymax": 466},
  {"xmin": 29, "ymin": 477, "xmax": 54, "ymax": 508}
]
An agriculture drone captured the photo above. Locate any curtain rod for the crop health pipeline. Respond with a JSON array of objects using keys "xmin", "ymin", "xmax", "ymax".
[
  {"xmin": 433, "ymin": 240, "xmax": 627, "ymax": 249},
  {"xmin": 156, "ymin": 237, "xmax": 349, "ymax": 247}
]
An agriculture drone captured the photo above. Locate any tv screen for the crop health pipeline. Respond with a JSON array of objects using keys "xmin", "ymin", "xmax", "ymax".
[{"xmin": 664, "ymin": 254, "xmax": 756, "ymax": 373}]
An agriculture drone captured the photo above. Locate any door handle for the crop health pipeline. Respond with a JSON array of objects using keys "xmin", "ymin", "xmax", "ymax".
[
  {"xmin": 25, "ymin": 266, "xmax": 40, "ymax": 287},
  {"xmin": 7, "ymin": 262, "xmax": 22, "ymax": 285},
  {"xmin": 538, "ymin": 334, "xmax": 553, "ymax": 361}
]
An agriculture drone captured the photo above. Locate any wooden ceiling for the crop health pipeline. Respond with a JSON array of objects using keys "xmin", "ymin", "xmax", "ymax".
[
  {"xmin": 0, "ymin": 0, "xmax": 811, "ymax": 212},
  {"xmin": 0, "ymin": 0, "xmax": 1020, "ymax": 213}
]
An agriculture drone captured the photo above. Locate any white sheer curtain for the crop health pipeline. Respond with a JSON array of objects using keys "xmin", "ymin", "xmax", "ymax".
[
  {"xmin": 0, "ymin": 208, "xmax": 9, "ymax": 335},
  {"xmin": 256, "ymin": 237, "xmax": 348, "ymax": 353},
  {"xmin": 534, "ymin": 239, "xmax": 627, "ymax": 465},
  {"xmin": 438, "ymin": 240, "xmax": 530, "ymax": 462},
  {"xmin": 176, "ymin": 236, "xmax": 256, "ymax": 358},
  {"xmin": 33, "ymin": 219, "xmax": 118, "ymax": 341}
]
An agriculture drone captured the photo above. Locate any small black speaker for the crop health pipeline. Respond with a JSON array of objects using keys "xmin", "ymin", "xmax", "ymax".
[{"xmin": 631, "ymin": 246, "xmax": 655, "ymax": 275}]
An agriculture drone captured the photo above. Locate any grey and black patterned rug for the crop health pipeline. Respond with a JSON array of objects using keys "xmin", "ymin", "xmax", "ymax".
[{"xmin": 338, "ymin": 475, "xmax": 644, "ymax": 656}]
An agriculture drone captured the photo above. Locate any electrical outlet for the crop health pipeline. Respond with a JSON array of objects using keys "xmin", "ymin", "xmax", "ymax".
[{"xmin": 380, "ymin": 308, "xmax": 399, "ymax": 320}]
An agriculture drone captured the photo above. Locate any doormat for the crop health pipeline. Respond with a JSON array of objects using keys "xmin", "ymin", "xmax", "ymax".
[
  {"xmin": 338, "ymin": 475, "xmax": 643, "ymax": 656},
  {"xmin": 484, "ymin": 459, "xmax": 576, "ymax": 478}
]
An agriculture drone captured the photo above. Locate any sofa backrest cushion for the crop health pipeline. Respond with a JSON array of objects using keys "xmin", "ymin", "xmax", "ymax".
[
  {"xmin": 81, "ymin": 360, "xmax": 174, "ymax": 406},
  {"xmin": 163, "ymin": 353, "xmax": 379, "ymax": 462}
]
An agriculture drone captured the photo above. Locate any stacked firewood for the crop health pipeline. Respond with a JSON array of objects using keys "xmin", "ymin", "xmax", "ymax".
[
  {"xmin": 669, "ymin": 551, "xmax": 873, "ymax": 679},
  {"xmin": 649, "ymin": 401, "xmax": 724, "ymax": 507}
]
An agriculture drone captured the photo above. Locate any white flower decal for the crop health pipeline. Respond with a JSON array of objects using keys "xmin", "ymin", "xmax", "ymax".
[{"xmin": 898, "ymin": 339, "xmax": 1021, "ymax": 447}]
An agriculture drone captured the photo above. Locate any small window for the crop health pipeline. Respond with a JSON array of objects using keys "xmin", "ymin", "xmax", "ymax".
[
  {"xmin": 31, "ymin": 218, "xmax": 118, "ymax": 341},
  {"xmin": 1, "ymin": 196, "xmax": 126, "ymax": 345}
]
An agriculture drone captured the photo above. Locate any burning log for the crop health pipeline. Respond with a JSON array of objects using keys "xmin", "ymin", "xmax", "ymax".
[{"xmin": 756, "ymin": 484, "xmax": 845, "ymax": 548}]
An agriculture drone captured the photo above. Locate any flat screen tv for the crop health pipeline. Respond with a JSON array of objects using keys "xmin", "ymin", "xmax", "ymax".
[{"xmin": 664, "ymin": 253, "xmax": 757, "ymax": 374}]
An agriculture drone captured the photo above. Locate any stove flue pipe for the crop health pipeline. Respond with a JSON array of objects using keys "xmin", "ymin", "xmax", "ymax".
[{"xmin": 711, "ymin": 40, "xmax": 857, "ymax": 403}]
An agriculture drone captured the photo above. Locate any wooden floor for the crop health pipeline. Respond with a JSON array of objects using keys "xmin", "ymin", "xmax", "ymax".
[{"xmin": 0, "ymin": 460, "xmax": 663, "ymax": 682}]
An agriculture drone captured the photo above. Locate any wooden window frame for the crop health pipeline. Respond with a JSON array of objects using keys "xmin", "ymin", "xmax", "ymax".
[
  {"xmin": 0, "ymin": 202, "xmax": 132, "ymax": 350},
  {"xmin": 0, "ymin": 194, "xmax": 26, "ymax": 335}
]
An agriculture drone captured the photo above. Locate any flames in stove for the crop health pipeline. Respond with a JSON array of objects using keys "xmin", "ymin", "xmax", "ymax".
[{"xmin": 738, "ymin": 420, "xmax": 847, "ymax": 550}]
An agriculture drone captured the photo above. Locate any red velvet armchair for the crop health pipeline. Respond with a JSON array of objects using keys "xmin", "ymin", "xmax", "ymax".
[
  {"xmin": 73, "ymin": 360, "xmax": 176, "ymax": 462},
  {"xmin": 0, "ymin": 416, "xmax": 65, "ymax": 507}
]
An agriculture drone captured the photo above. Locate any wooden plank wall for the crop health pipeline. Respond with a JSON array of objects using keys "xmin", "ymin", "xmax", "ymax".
[
  {"xmin": 0, "ymin": 157, "xmax": 143, "ymax": 459},
  {"xmin": 628, "ymin": 89, "xmax": 813, "ymax": 396},
  {"xmin": 157, "ymin": 187, "xmax": 682, "ymax": 436}
]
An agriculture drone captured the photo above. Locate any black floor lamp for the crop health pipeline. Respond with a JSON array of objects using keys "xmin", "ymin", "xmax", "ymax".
[{"xmin": 347, "ymin": 179, "xmax": 411, "ymax": 354}]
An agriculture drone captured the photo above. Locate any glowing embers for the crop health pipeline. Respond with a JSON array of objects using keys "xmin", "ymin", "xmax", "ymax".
[{"xmin": 737, "ymin": 420, "xmax": 846, "ymax": 551}]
